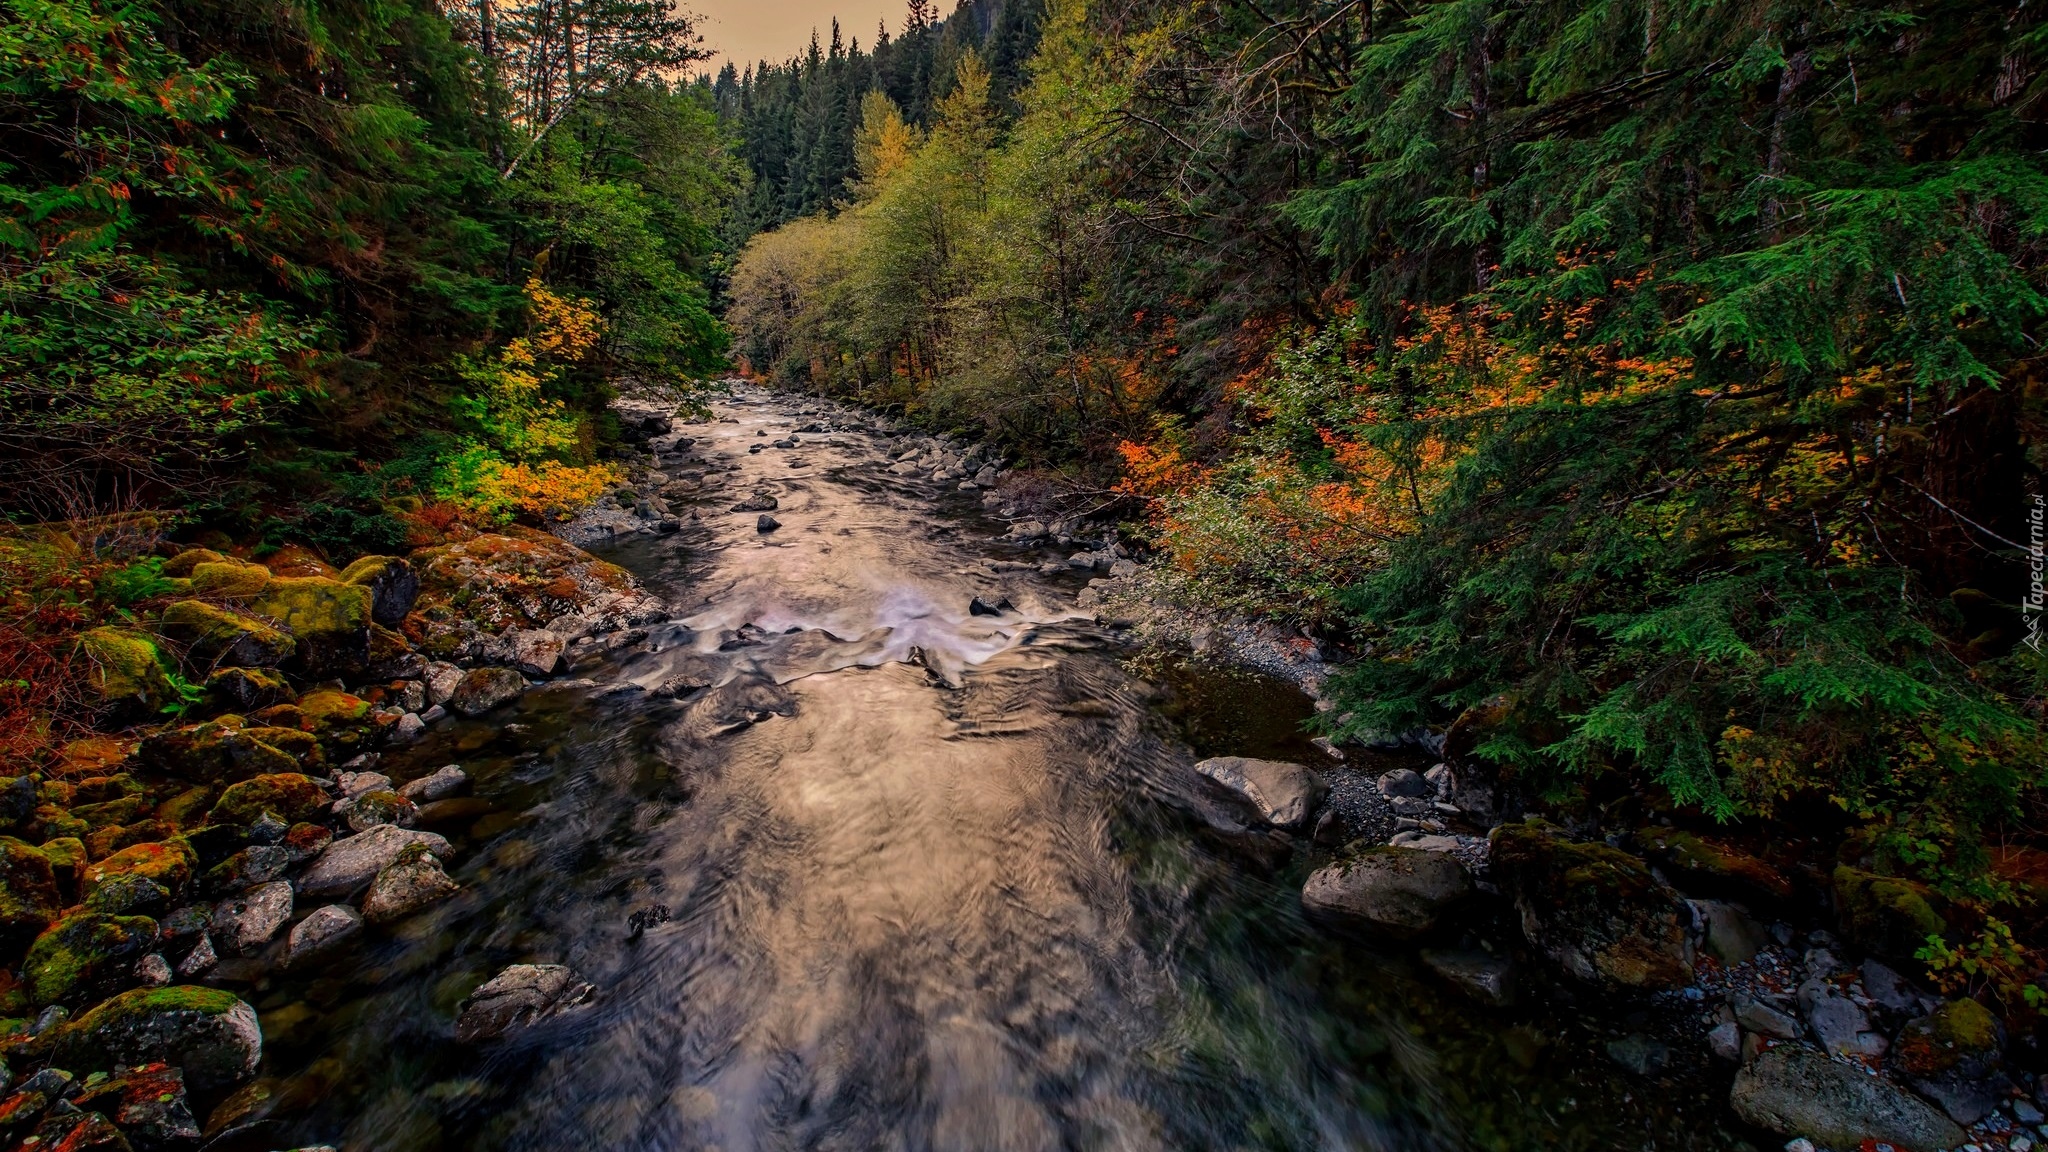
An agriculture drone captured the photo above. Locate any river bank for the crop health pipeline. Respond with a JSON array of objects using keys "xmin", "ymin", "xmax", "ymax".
[{"xmin": 0, "ymin": 381, "xmax": 2035, "ymax": 1151}]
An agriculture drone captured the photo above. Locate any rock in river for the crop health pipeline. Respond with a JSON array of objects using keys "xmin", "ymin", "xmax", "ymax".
[
  {"xmin": 1302, "ymin": 846, "xmax": 1472, "ymax": 938},
  {"xmin": 447, "ymin": 667, "xmax": 527, "ymax": 716},
  {"xmin": 399, "ymin": 765, "xmax": 468, "ymax": 803},
  {"xmin": 1730, "ymin": 1045, "xmax": 1962, "ymax": 1151},
  {"xmin": 1193, "ymin": 756, "xmax": 1326, "ymax": 830},
  {"xmin": 1490, "ymin": 819, "xmax": 1694, "ymax": 989},
  {"xmin": 285, "ymin": 904, "xmax": 363, "ymax": 969},
  {"xmin": 296, "ymin": 825, "xmax": 454, "ymax": 901},
  {"xmin": 55, "ymin": 985, "xmax": 263, "ymax": 1091},
  {"xmin": 362, "ymin": 843, "xmax": 460, "ymax": 923},
  {"xmin": 211, "ymin": 880, "xmax": 292, "ymax": 956},
  {"xmin": 456, "ymin": 964, "xmax": 594, "ymax": 1042}
]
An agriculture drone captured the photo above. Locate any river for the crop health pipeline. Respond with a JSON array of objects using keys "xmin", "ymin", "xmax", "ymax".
[{"xmin": 253, "ymin": 385, "xmax": 1747, "ymax": 1152}]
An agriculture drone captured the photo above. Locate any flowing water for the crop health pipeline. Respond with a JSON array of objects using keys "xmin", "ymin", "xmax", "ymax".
[{"xmin": 247, "ymin": 387, "xmax": 1753, "ymax": 1152}]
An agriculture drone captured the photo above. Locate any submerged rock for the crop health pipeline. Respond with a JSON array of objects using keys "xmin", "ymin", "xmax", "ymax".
[
  {"xmin": 454, "ymin": 964, "xmax": 594, "ymax": 1042},
  {"xmin": 1420, "ymin": 948, "xmax": 1516, "ymax": 1006},
  {"xmin": 1490, "ymin": 820, "xmax": 1694, "ymax": 989},
  {"xmin": 1193, "ymin": 757, "xmax": 1326, "ymax": 830},
  {"xmin": 1730, "ymin": 1045, "xmax": 1962, "ymax": 1151},
  {"xmin": 398, "ymin": 765, "xmax": 468, "ymax": 803},
  {"xmin": 1301, "ymin": 847, "xmax": 1471, "ymax": 938}
]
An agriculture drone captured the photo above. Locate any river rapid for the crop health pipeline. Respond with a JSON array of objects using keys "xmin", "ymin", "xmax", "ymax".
[{"xmin": 256, "ymin": 385, "xmax": 1750, "ymax": 1152}]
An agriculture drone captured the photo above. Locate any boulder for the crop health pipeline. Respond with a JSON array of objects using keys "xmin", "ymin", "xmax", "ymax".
[
  {"xmin": 339, "ymin": 555, "xmax": 419, "ymax": 627},
  {"xmin": 55, "ymin": 985, "xmax": 262, "ymax": 1091},
  {"xmin": 210, "ymin": 880, "xmax": 292, "ymax": 956},
  {"xmin": 1302, "ymin": 846, "xmax": 1472, "ymax": 938},
  {"xmin": 137, "ymin": 722, "xmax": 303, "ymax": 783},
  {"xmin": 247, "ymin": 577, "xmax": 373, "ymax": 676},
  {"xmin": 1375, "ymin": 769, "xmax": 1429, "ymax": 799},
  {"xmin": 24, "ymin": 911, "xmax": 160, "ymax": 1004},
  {"xmin": 1193, "ymin": 757, "xmax": 1326, "ymax": 830},
  {"xmin": 454, "ymin": 964, "xmax": 593, "ymax": 1043},
  {"xmin": 1806, "ymin": 984, "xmax": 1886, "ymax": 1059},
  {"xmin": 84, "ymin": 840, "xmax": 196, "ymax": 901},
  {"xmin": 336, "ymin": 790, "xmax": 417, "ymax": 832},
  {"xmin": 207, "ymin": 774, "xmax": 328, "ymax": 827},
  {"xmin": 336, "ymin": 770, "xmax": 393, "ymax": 797},
  {"xmin": 1833, "ymin": 866, "xmax": 1948, "ymax": 966},
  {"xmin": 72, "ymin": 1061, "xmax": 200, "ymax": 1147},
  {"xmin": 1489, "ymin": 820, "xmax": 1694, "ymax": 989},
  {"xmin": 187, "ymin": 560, "xmax": 270, "ymax": 598},
  {"xmin": 407, "ymin": 530, "xmax": 664, "ymax": 657},
  {"xmin": 203, "ymin": 845, "xmax": 290, "ymax": 897},
  {"xmin": 398, "ymin": 765, "xmax": 468, "ymax": 804},
  {"xmin": 1892, "ymin": 998, "xmax": 2007, "ymax": 1124},
  {"xmin": 296, "ymin": 689, "xmax": 379, "ymax": 760},
  {"xmin": 283, "ymin": 904, "xmax": 362, "ymax": 969},
  {"xmin": 447, "ymin": 667, "xmax": 527, "ymax": 717},
  {"xmin": 1696, "ymin": 899, "xmax": 1767, "ymax": 965},
  {"xmin": 423, "ymin": 661, "xmax": 463, "ymax": 706},
  {"xmin": 160, "ymin": 548, "xmax": 227, "ymax": 578},
  {"xmin": 158, "ymin": 601, "xmax": 294, "ymax": 668},
  {"xmin": 0, "ymin": 837, "xmax": 60, "ymax": 944},
  {"xmin": 1730, "ymin": 1045, "xmax": 1963, "ymax": 1151},
  {"xmin": 82, "ymin": 872, "xmax": 170, "ymax": 917},
  {"xmin": 78, "ymin": 628, "xmax": 175, "ymax": 717},
  {"xmin": 1733, "ymin": 995, "xmax": 1802, "ymax": 1040},
  {"xmin": 296, "ymin": 825, "xmax": 453, "ymax": 901},
  {"xmin": 361, "ymin": 843, "xmax": 460, "ymax": 924},
  {"xmin": 1635, "ymin": 828, "xmax": 1792, "ymax": 906}
]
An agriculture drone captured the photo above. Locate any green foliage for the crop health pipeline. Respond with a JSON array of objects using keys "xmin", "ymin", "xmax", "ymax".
[
  {"xmin": 93, "ymin": 558, "xmax": 175, "ymax": 608},
  {"xmin": 1918, "ymin": 919, "xmax": 2048, "ymax": 1018}
]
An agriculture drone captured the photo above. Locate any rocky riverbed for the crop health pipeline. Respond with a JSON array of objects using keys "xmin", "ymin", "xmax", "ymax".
[{"xmin": 17, "ymin": 380, "xmax": 2039, "ymax": 1151}]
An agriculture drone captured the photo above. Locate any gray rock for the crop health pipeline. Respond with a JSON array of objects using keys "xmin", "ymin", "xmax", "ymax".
[
  {"xmin": 1730, "ymin": 1045, "xmax": 1963, "ymax": 1151},
  {"xmin": 336, "ymin": 771, "xmax": 393, "ymax": 798},
  {"xmin": 211, "ymin": 881, "xmax": 292, "ymax": 956},
  {"xmin": 421, "ymin": 703, "xmax": 449, "ymax": 724},
  {"xmin": 297, "ymin": 825, "xmax": 454, "ymax": 901},
  {"xmin": 1734, "ymin": 995, "xmax": 1804, "ymax": 1040},
  {"xmin": 1376, "ymin": 768, "xmax": 1430, "ymax": 799},
  {"xmin": 502, "ymin": 629, "xmax": 565, "ymax": 677},
  {"xmin": 455, "ymin": 964, "xmax": 594, "ymax": 1043},
  {"xmin": 1607, "ymin": 1033, "xmax": 1671, "ymax": 1075},
  {"xmin": 1420, "ymin": 948, "xmax": 1516, "ymax": 1005},
  {"xmin": 390, "ymin": 712, "xmax": 426, "ymax": 743},
  {"xmin": 1193, "ymin": 756, "xmax": 1326, "ymax": 829},
  {"xmin": 134, "ymin": 953, "xmax": 172, "ymax": 987},
  {"xmin": 399, "ymin": 765, "xmax": 468, "ymax": 803},
  {"xmin": 973, "ymin": 465, "xmax": 998, "ymax": 486},
  {"xmin": 1423, "ymin": 763, "xmax": 1455, "ymax": 798},
  {"xmin": 757, "ymin": 514, "xmax": 781, "ymax": 532},
  {"xmin": 175, "ymin": 933, "xmax": 216, "ymax": 977},
  {"xmin": 1007, "ymin": 521, "xmax": 1049, "ymax": 541},
  {"xmin": 423, "ymin": 661, "xmax": 463, "ymax": 707},
  {"xmin": 1698, "ymin": 899, "xmax": 1767, "ymax": 965},
  {"xmin": 335, "ymin": 790, "xmax": 418, "ymax": 832},
  {"xmin": 1302, "ymin": 847, "xmax": 1472, "ymax": 938},
  {"xmin": 447, "ymin": 667, "xmax": 527, "ymax": 716},
  {"xmin": 1707, "ymin": 1020, "xmax": 1742, "ymax": 1062},
  {"xmin": 361, "ymin": 844, "xmax": 460, "ymax": 924},
  {"xmin": 1861, "ymin": 958, "xmax": 1930, "ymax": 1015},
  {"xmin": 285, "ymin": 904, "xmax": 363, "ymax": 969},
  {"xmin": 1807, "ymin": 989, "xmax": 1884, "ymax": 1058}
]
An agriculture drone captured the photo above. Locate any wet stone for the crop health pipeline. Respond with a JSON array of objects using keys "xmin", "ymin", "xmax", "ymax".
[
  {"xmin": 284, "ymin": 904, "xmax": 362, "ymax": 969},
  {"xmin": 455, "ymin": 964, "xmax": 594, "ymax": 1043},
  {"xmin": 398, "ymin": 765, "xmax": 468, "ymax": 804},
  {"xmin": 210, "ymin": 881, "xmax": 291, "ymax": 956}
]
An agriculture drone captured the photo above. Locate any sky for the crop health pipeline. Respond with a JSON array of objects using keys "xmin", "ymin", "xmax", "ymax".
[{"xmin": 691, "ymin": 0, "xmax": 903, "ymax": 74}]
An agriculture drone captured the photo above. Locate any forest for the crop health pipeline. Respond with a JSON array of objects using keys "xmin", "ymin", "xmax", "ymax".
[{"xmin": 727, "ymin": 0, "xmax": 2048, "ymax": 995}]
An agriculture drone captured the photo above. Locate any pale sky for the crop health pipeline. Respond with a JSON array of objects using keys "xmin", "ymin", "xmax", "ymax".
[{"xmin": 691, "ymin": 0, "xmax": 906, "ymax": 74}]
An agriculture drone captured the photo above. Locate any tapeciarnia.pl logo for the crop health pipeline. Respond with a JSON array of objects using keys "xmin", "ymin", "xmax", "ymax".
[{"xmin": 2028, "ymin": 494, "xmax": 2044, "ymax": 653}]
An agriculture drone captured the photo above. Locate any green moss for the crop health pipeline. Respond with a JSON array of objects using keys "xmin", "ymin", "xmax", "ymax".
[
  {"xmin": 1833, "ymin": 865, "xmax": 1947, "ymax": 961},
  {"xmin": 25, "ymin": 911, "xmax": 159, "ymax": 1004},
  {"xmin": 0, "ymin": 837, "xmax": 59, "ymax": 938},
  {"xmin": 1894, "ymin": 997, "xmax": 2005, "ymax": 1078},
  {"xmin": 159, "ymin": 548, "xmax": 227, "ymax": 578},
  {"xmin": 248, "ymin": 576, "xmax": 371, "ymax": 637},
  {"xmin": 160, "ymin": 599, "xmax": 294, "ymax": 666},
  {"xmin": 187, "ymin": 560, "xmax": 271, "ymax": 598},
  {"xmin": 341, "ymin": 555, "xmax": 402, "ymax": 584},
  {"xmin": 156, "ymin": 787, "xmax": 216, "ymax": 830},
  {"xmin": 70, "ymin": 796, "xmax": 150, "ymax": 830},
  {"xmin": 205, "ymin": 665, "xmax": 293, "ymax": 711},
  {"xmin": 84, "ymin": 840, "xmax": 196, "ymax": 898},
  {"xmin": 1636, "ymin": 828, "xmax": 1793, "ymax": 902},
  {"xmin": 77, "ymin": 627, "xmax": 174, "ymax": 712},
  {"xmin": 208, "ymin": 773, "xmax": 328, "ymax": 826}
]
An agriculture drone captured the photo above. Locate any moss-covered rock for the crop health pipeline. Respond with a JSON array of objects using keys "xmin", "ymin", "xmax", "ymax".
[
  {"xmin": 24, "ymin": 911, "xmax": 160, "ymax": 1004},
  {"xmin": 53, "ymin": 985, "xmax": 262, "ymax": 1091},
  {"xmin": 155, "ymin": 787, "xmax": 215, "ymax": 831},
  {"xmin": 342, "ymin": 555, "xmax": 420, "ymax": 627},
  {"xmin": 248, "ymin": 577, "xmax": 371, "ymax": 675},
  {"xmin": 204, "ymin": 666, "xmax": 293, "ymax": 712},
  {"xmin": 1634, "ymin": 827, "xmax": 1793, "ymax": 906},
  {"xmin": 71, "ymin": 795, "xmax": 150, "ymax": 831},
  {"xmin": 362, "ymin": 621, "xmax": 426, "ymax": 679},
  {"xmin": 81, "ymin": 871, "xmax": 170, "ymax": 917},
  {"xmin": 1833, "ymin": 865, "xmax": 1948, "ymax": 964},
  {"xmin": 160, "ymin": 548, "xmax": 228, "ymax": 578},
  {"xmin": 407, "ymin": 529, "xmax": 663, "ymax": 658},
  {"xmin": 186, "ymin": 560, "xmax": 271, "ymax": 598},
  {"xmin": 261, "ymin": 543, "xmax": 337, "ymax": 578},
  {"xmin": 33, "ymin": 803, "xmax": 89, "ymax": 844},
  {"xmin": 1490, "ymin": 819, "xmax": 1694, "ymax": 989},
  {"xmin": 86, "ymin": 818, "xmax": 170, "ymax": 862},
  {"xmin": 38, "ymin": 837, "xmax": 84, "ymax": 902},
  {"xmin": 296, "ymin": 689, "xmax": 379, "ymax": 760},
  {"xmin": 1892, "ymin": 998, "xmax": 2007, "ymax": 1124},
  {"xmin": 77, "ymin": 628, "xmax": 176, "ymax": 717},
  {"xmin": 0, "ymin": 838, "xmax": 60, "ymax": 943},
  {"xmin": 159, "ymin": 600, "xmax": 295, "ymax": 668},
  {"xmin": 84, "ymin": 840, "xmax": 196, "ymax": 900},
  {"xmin": 207, "ymin": 774, "xmax": 327, "ymax": 827},
  {"xmin": 137, "ymin": 722, "xmax": 300, "ymax": 784}
]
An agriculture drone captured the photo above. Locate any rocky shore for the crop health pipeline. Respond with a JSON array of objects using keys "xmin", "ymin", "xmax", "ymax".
[{"xmin": 12, "ymin": 517, "xmax": 671, "ymax": 1149}]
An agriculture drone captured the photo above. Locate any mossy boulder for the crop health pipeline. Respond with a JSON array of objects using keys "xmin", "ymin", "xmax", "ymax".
[
  {"xmin": 1634, "ymin": 827, "xmax": 1793, "ymax": 907},
  {"xmin": 84, "ymin": 840, "xmax": 196, "ymax": 901},
  {"xmin": 77, "ymin": 627, "xmax": 176, "ymax": 718},
  {"xmin": 1833, "ymin": 865, "xmax": 1948, "ymax": 964},
  {"xmin": 207, "ymin": 774, "xmax": 327, "ymax": 827},
  {"xmin": 362, "ymin": 621, "xmax": 426, "ymax": 680},
  {"xmin": 1891, "ymin": 998, "xmax": 2007, "ymax": 1124},
  {"xmin": 137, "ymin": 722, "xmax": 299, "ymax": 784},
  {"xmin": 247, "ymin": 577, "xmax": 372, "ymax": 675},
  {"xmin": 38, "ymin": 837, "xmax": 84, "ymax": 902},
  {"xmin": 54, "ymin": 985, "xmax": 262, "ymax": 1091},
  {"xmin": 1490, "ymin": 820, "xmax": 1694, "ymax": 989},
  {"xmin": 342, "ymin": 555, "xmax": 420, "ymax": 627},
  {"xmin": 155, "ymin": 787, "xmax": 215, "ymax": 831},
  {"xmin": 85, "ymin": 818, "xmax": 171, "ymax": 862},
  {"xmin": 0, "ymin": 837, "xmax": 60, "ymax": 943},
  {"xmin": 24, "ymin": 911, "xmax": 160, "ymax": 1004},
  {"xmin": 160, "ymin": 548, "xmax": 228, "ymax": 578},
  {"xmin": 296, "ymin": 689, "xmax": 380, "ymax": 759},
  {"xmin": 34, "ymin": 804, "xmax": 89, "ymax": 843},
  {"xmin": 71, "ymin": 795, "xmax": 150, "ymax": 831},
  {"xmin": 187, "ymin": 560, "xmax": 271, "ymax": 598},
  {"xmin": 204, "ymin": 666, "xmax": 293, "ymax": 712},
  {"xmin": 82, "ymin": 871, "xmax": 171, "ymax": 917},
  {"xmin": 159, "ymin": 600, "xmax": 294, "ymax": 668}
]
